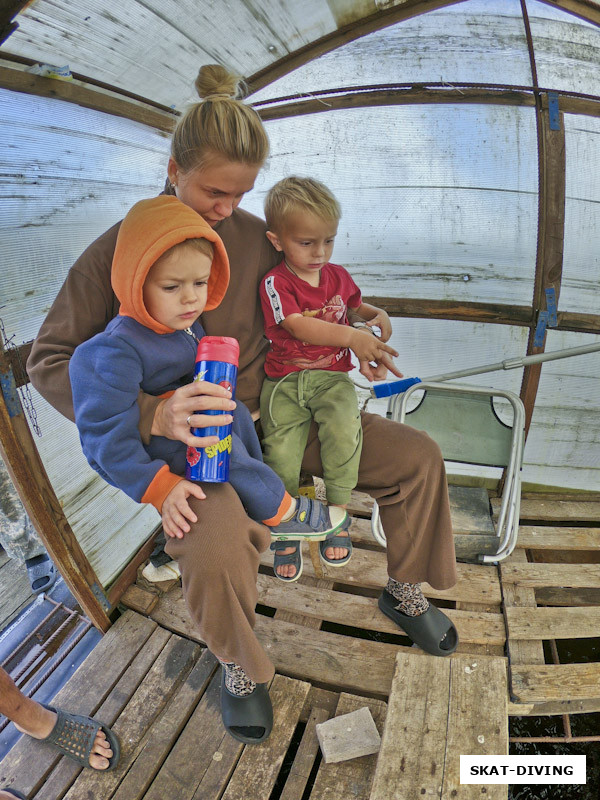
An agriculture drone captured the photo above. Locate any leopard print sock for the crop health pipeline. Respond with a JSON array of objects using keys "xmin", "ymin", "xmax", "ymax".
[
  {"xmin": 386, "ymin": 578, "xmax": 430, "ymax": 617},
  {"xmin": 220, "ymin": 660, "xmax": 256, "ymax": 697}
]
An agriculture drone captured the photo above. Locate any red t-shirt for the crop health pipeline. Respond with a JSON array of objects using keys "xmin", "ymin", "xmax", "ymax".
[{"xmin": 260, "ymin": 260, "xmax": 362, "ymax": 379}]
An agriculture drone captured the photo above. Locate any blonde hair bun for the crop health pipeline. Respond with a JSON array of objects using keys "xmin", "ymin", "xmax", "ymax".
[{"xmin": 195, "ymin": 64, "xmax": 245, "ymax": 100}]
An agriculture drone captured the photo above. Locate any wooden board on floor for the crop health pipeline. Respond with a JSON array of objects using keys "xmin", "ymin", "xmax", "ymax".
[
  {"xmin": 370, "ymin": 651, "xmax": 508, "ymax": 800},
  {"xmin": 0, "ymin": 554, "xmax": 35, "ymax": 630}
]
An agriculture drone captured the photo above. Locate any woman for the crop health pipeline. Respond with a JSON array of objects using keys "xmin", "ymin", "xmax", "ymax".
[{"xmin": 27, "ymin": 64, "xmax": 458, "ymax": 744}]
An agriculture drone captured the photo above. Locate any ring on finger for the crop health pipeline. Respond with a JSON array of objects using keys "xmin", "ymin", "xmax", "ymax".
[{"xmin": 186, "ymin": 414, "xmax": 192, "ymax": 426}]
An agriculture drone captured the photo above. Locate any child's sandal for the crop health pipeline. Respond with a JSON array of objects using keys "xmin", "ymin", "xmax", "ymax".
[{"xmin": 270, "ymin": 540, "xmax": 303, "ymax": 582}]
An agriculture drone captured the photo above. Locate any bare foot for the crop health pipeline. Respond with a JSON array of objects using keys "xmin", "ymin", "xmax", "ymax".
[
  {"xmin": 275, "ymin": 545, "xmax": 299, "ymax": 579},
  {"xmin": 322, "ymin": 530, "xmax": 350, "ymax": 562},
  {"xmin": 14, "ymin": 705, "xmax": 114, "ymax": 770}
]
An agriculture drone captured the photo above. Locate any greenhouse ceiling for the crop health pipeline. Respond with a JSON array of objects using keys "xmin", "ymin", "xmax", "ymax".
[{"xmin": 0, "ymin": 0, "xmax": 598, "ymax": 110}]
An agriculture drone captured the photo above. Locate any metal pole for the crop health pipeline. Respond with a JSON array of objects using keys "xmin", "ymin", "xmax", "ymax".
[{"xmin": 372, "ymin": 341, "xmax": 600, "ymax": 398}]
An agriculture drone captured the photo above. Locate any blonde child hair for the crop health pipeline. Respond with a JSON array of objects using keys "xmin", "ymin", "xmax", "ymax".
[{"xmin": 264, "ymin": 176, "xmax": 341, "ymax": 231}]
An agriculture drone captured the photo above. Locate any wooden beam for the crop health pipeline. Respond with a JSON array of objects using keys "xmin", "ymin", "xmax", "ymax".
[
  {"xmin": 258, "ymin": 87, "xmax": 537, "ymax": 121},
  {"xmin": 543, "ymin": 0, "xmax": 600, "ymax": 26},
  {"xmin": 4, "ymin": 303, "xmax": 599, "ymax": 397},
  {"xmin": 0, "ymin": 362, "xmax": 112, "ymax": 630},
  {"xmin": 0, "ymin": 65, "xmax": 177, "ymax": 132},
  {"xmin": 520, "ymin": 100, "xmax": 566, "ymax": 437},
  {"xmin": 0, "ymin": 1, "xmax": 29, "ymax": 46}
]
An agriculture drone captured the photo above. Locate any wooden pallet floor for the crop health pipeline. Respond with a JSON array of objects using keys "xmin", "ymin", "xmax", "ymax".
[{"xmin": 1, "ymin": 490, "xmax": 599, "ymax": 799}]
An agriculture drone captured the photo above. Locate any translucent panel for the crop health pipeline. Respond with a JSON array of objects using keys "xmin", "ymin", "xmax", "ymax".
[
  {"xmin": 524, "ymin": 330, "xmax": 600, "ymax": 491},
  {"xmin": 561, "ymin": 114, "xmax": 600, "ymax": 315},
  {"xmin": 353, "ymin": 318, "xmax": 527, "ymax": 483},
  {"xmin": 247, "ymin": 104, "xmax": 538, "ymax": 306},
  {"xmin": 0, "ymin": 90, "xmax": 170, "ymax": 345},
  {"xmin": 251, "ymin": 0, "xmax": 531, "ymax": 103},
  {"xmin": 30, "ymin": 390, "xmax": 160, "ymax": 587},
  {"xmin": 0, "ymin": 90, "xmax": 169, "ymax": 587},
  {"xmin": 10, "ymin": 0, "xmax": 336, "ymax": 109},
  {"xmin": 526, "ymin": 0, "xmax": 600, "ymax": 96}
]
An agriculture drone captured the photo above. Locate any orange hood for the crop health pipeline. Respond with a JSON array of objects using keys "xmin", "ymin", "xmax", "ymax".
[{"xmin": 111, "ymin": 195, "xmax": 230, "ymax": 334}]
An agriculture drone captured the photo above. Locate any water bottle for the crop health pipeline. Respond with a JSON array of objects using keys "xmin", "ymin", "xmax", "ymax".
[{"xmin": 185, "ymin": 336, "xmax": 239, "ymax": 483}]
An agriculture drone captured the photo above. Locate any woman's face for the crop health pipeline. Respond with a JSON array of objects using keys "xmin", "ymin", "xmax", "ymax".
[{"xmin": 167, "ymin": 156, "xmax": 261, "ymax": 227}]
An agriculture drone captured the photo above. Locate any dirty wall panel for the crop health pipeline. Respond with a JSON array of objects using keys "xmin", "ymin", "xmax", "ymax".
[
  {"xmin": 249, "ymin": 103, "xmax": 539, "ymax": 306},
  {"xmin": 560, "ymin": 114, "xmax": 600, "ymax": 316},
  {"xmin": 524, "ymin": 330, "xmax": 600, "ymax": 491},
  {"xmin": 251, "ymin": 0, "xmax": 532, "ymax": 102},
  {"xmin": 10, "ymin": 0, "xmax": 336, "ymax": 109},
  {"xmin": 0, "ymin": 89, "xmax": 170, "ymax": 587},
  {"xmin": 526, "ymin": 0, "xmax": 600, "ymax": 97}
]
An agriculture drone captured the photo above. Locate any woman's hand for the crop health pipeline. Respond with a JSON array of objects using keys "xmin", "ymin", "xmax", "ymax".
[
  {"xmin": 151, "ymin": 380, "xmax": 236, "ymax": 446},
  {"xmin": 161, "ymin": 480, "xmax": 206, "ymax": 539}
]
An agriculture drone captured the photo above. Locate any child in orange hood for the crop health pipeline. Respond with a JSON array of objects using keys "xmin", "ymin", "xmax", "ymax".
[{"xmin": 69, "ymin": 196, "xmax": 349, "ymax": 546}]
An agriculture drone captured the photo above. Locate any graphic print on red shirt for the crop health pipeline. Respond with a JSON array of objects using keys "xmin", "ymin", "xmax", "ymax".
[{"xmin": 260, "ymin": 261, "xmax": 362, "ymax": 379}]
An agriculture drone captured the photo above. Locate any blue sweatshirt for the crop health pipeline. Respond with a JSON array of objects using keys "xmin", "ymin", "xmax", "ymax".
[{"xmin": 69, "ymin": 196, "xmax": 286, "ymax": 520}]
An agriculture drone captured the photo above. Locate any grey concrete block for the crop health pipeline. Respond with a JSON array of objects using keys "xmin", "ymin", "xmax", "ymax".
[{"xmin": 316, "ymin": 706, "xmax": 381, "ymax": 763}]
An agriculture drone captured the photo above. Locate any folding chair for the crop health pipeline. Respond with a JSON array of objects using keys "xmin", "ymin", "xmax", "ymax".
[{"xmin": 371, "ymin": 381, "xmax": 525, "ymax": 564}]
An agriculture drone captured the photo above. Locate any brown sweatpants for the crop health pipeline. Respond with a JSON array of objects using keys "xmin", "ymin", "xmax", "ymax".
[{"xmin": 165, "ymin": 410, "xmax": 457, "ymax": 683}]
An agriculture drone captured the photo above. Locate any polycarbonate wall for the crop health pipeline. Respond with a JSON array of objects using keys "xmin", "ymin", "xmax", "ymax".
[
  {"xmin": 0, "ymin": 88, "xmax": 170, "ymax": 586},
  {"xmin": 561, "ymin": 114, "xmax": 600, "ymax": 315},
  {"xmin": 248, "ymin": 103, "xmax": 539, "ymax": 305},
  {"xmin": 251, "ymin": 0, "xmax": 533, "ymax": 103},
  {"xmin": 245, "ymin": 0, "xmax": 600, "ymax": 491}
]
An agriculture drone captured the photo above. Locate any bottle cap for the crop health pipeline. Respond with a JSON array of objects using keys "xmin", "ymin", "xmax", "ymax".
[{"xmin": 195, "ymin": 336, "xmax": 239, "ymax": 366}]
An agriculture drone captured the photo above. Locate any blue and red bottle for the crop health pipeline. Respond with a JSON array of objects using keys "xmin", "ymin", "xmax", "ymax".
[{"xmin": 185, "ymin": 336, "xmax": 239, "ymax": 483}]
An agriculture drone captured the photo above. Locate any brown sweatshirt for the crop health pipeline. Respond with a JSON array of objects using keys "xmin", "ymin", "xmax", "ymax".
[{"xmin": 27, "ymin": 203, "xmax": 280, "ymax": 438}]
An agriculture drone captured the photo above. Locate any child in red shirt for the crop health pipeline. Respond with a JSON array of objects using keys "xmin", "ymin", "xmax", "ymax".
[{"xmin": 260, "ymin": 177, "xmax": 401, "ymax": 582}]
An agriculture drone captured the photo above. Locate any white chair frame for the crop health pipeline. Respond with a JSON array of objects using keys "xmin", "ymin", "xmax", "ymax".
[{"xmin": 371, "ymin": 381, "xmax": 526, "ymax": 564}]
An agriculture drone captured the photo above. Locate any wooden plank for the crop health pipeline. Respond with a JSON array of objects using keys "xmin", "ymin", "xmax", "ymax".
[
  {"xmin": 500, "ymin": 550, "xmax": 545, "ymax": 669},
  {"xmin": 360, "ymin": 297, "xmax": 600, "ymax": 335},
  {"xmin": 279, "ymin": 706, "xmax": 330, "ymax": 800},
  {"xmin": 149, "ymin": 589, "xmax": 501, "ymax": 697},
  {"xmin": 369, "ymin": 652, "xmax": 451, "ymax": 800},
  {"xmin": 441, "ymin": 657, "xmax": 508, "ymax": 798},
  {"xmin": 0, "ymin": 65, "xmax": 176, "ymax": 132},
  {"xmin": 260, "ymin": 547, "xmax": 502, "ymax": 605},
  {"xmin": 0, "ymin": 610, "xmax": 157, "ymax": 795},
  {"xmin": 0, "ymin": 556, "xmax": 34, "ymax": 629},
  {"xmin": 112, "ymin": 649, "xmax": 217, "ymax": 800},
  {"xmin": 257, "ymin": 574, "xmax": 505, "ymax": 646},
  {"xmin": 33, "ymin": 624, "xmax": 173, "ymax": 800},
  {"xmin": 62, "ymin": 633, "xmax": 202, "ymax": 799},
  {"xmin": 147, "ymin": 669, "xmax": 243, "ymax": 800},
  {"xmin": 0, "ymin": 387, "xmax": 111, "ymax": 631},
  {"xmin": 506, "ymin": 606, "xmax": 600, "ymax": 640},
  {"xmin": 509, "ymin": 697, "xmax": 600, "ymax": 717},
  {"xmin": 535, "ymin": 587, "xmax": 600, "ymax": 607},
  {"xmin": 221, "ymin": 675, "xmax": 311, "ymax": 800},
  {"xmin": 310, "ymin": 693, "xmax": 387, "ymax": 800},
  {"xmin": 370, "ymin": 652, "xmax": 507, "ymax": 800},
  {"xmin": 517, "ymin": 526, "xmax": 600, "ymax": 550},
  {"xmin": 120, "ymin": 584, "xmax": 159, "ymax": 615},
  {"xmin": 502, "ymin": 562, "xmax": 600, "ymax": 588},
  {"xmin": 495, "ymin": 497, "xmax": 600, "ymax": 523},
  {"xmin": 511, "ymin": 663, "xmax": 600, "ymax": 703}
]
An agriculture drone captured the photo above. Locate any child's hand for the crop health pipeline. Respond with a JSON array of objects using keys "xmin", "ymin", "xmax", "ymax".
[
  {"xmin": 161, "ymin": 480, "xmax": 206, "ymax": 539},
  {"xmin": 350, "ymin": 328, "xmax": 399, "ymax": 367},
  {"xmin": 359, "ymin": 353, "xmax": 404, "ymax": 382},
  {"xmin": 366, "ymin": 309, "xmax": 393, "ymax": 342}
]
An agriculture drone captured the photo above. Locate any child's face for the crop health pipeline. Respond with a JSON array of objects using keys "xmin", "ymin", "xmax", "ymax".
[
  {"xmin": 143, "ymin": 245, "xmax": 212, "ymax": 330},
  {"xmin": 267, "ymin": 210, "xmax": 338, "ymax": 282}
]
